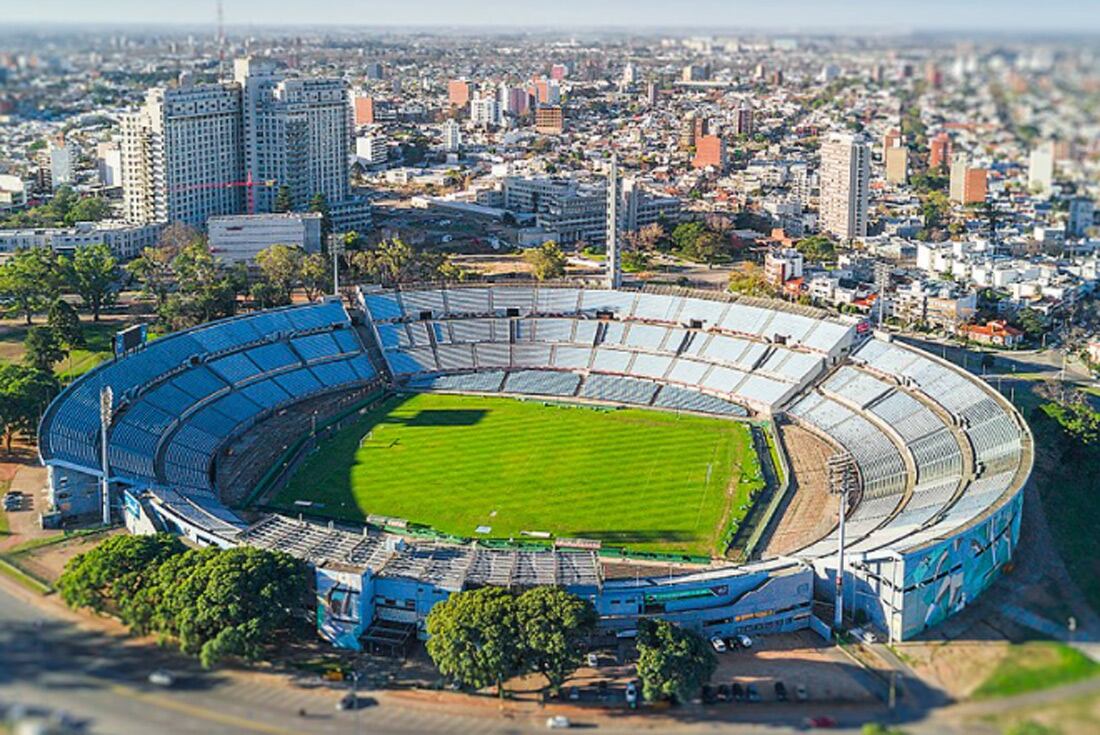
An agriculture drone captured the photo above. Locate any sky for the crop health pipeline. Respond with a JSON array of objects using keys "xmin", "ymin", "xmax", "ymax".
[{"xmin": 4, "ymin": 0, "xmax": 1100, "ymax": 33}]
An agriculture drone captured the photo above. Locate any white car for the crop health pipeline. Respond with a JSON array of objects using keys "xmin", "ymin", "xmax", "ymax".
[
  {"xmin": 147, "ymin": 669, "xmax": 175, "ymax": 687},
  {"xmin": 625, "ymin": 681, "xmax": 638, "ymax": 706},
  {"xmin": 546, "ymin": 715, "xmax": 571, "ymax": 729},
  {"xmin": 860, "ymin": 629, "xmax": 878, "ymax": 644},
  {"xmin": 586, "ymin": 652, "xmax": 599, "ymax": 668},
  {"xmin": 737, "ymin": 634, "xmax": 753, "ymax": 649},
  {"xmin": 710, "ymin": 636, "xmax": 727, "ymax": 653}
]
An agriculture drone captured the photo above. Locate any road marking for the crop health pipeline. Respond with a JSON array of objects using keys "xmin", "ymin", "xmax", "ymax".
[{"xmin": 109, "ymin": 684, "xmax": 303, "ymax": 735}]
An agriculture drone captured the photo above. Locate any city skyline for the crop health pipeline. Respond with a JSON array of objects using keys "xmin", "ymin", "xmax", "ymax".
[{"xmin": 7, "ymin": 0, "xmax": 1100, "ymax": 33}]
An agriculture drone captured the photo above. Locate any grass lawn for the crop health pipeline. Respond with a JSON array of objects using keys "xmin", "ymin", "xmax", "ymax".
[
  {"xmin": 270, "ymin": 392, "xmax": 762, "ymax": 557},
  {"xmin": 972, "ymin": 642, "xmax": 1100, "ymax": 699},
  {"xmin": 0, "ymin": 319, "xmax": 133, "ymax": 381}
]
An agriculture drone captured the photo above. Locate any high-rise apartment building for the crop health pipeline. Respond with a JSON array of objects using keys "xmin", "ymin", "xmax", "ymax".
[
  {"xmin": 470, "ymin": 96, "xmax": 500, "ymax": 127},
  {"xmin": 949, "ymin": 154, "xmax": 987, "ymax": 204},
  {"xmin": 929, "ymin": 132, "xmax": 952, "ymax": 170},
  {"xmin": 819, "ymin": 132, "xmax": 870, "ymax": 241},
  {"xmin": 234, "ymin": 57, "xmax": 350, "ymax": 215},
  {"xmin": 885, "ymin": 145, "xmax": 909, "ymax": 185},
  {"xmin": 121, "ymin": 78, "xmax": 244, "ymax": 227},
  {"xmin": 535, "ymin": 106, "xmax": 564, "ymax": 135},
  {"xmin": 1028, "ymin": 140, "xmax": 1055, "ymax": 197},
  {"xmin": 692, "ymin": 135, "xmax": 726, "ymax": 170},
  {"xmin": 121, "ymin": 60, "xmax": 366, "ymax": 231},
  {"xmin": 441, "ymin": 119, "xmax": 462, "ymax": 152},
  {"xmin": 447, "ymin": 79, "xmax": 472, "ymax": 108},
  {"xmin": 734, "ymin": 101, "xmax": 754, "ymax": 137}
]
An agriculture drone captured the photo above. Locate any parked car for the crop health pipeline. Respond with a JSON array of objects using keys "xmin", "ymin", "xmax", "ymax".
[
  {"xmin": 737, "ymin": 634, "xmax": 753, "ymax": 649},
  {"xmin": 701, "ymin": 684, "xmax": 717, "ymax": 704},
  {"xmin": 546, "ymin": 715, "xmax": 571, "ymax": 729},
  {"xmin": 710, "ymin": 636, "xmax": 727, "ymax": 653},
  {"xmin": 860, "ymin": 629, "xmax": 878, "ymax": 644},
  {"xmin": 774, "ymin": 681, "xmax": 788, "ymax": 701},
  {"xmin": 731, "ymin": 682, "xmax": 745, "ymax": 702},
  {"xmin": 567, "ymin": 686, "xmax": 580, "ymax": 701},
  {"xmin": 746, "ymin": 683, "xmax": 761, "ymax": 703},
  {"xmin": 336, "ymin": 693, "xmax": 357, "ymax": 711},
  {"xmin": 803, "ymin": 715, "xmax": 837, "ymax": 728},
  {"xmin": 625, "ymin": 681, "xmax": 638, "ymax": 707},
  {"xmin": 717, "ymin": 684, "xmax": 731, "ymax": 702},
  {"xmin": 586, "ymin": 652, "xmax": 599, "ymax": 668},
  {"xmin": 796, "ymin": 684, "xmax": 809, "ymax": 702},
  {"xmin": 147, "ymin": 669, "xmax": 175, "ymax": 687},
  {"xmin": 596, "ymin": 680, "xmax": 609, "ymax": 701}
]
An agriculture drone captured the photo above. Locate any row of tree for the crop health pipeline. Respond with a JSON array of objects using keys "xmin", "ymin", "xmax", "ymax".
[
  {"xmin": 0, "ymin": 242, "xmax": 120, "ymax": 324},
  {"xmin": 424, "ymin": 586, "xmax": 717, "ymax": 703},
  {"xmin": 58, "ymin": 534, "xmax": 310, "ymax": 668},
  {"xmin": 0, "ymin": 186, "xmax": 111, "ymax": 229}
]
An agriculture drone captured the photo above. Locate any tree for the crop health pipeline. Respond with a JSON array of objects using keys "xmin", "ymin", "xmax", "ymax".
[
  {"xmin": 47, "ymin": 299, "xmax": 84, "ymax": 347},
  {"xmin": 728, "ymin": 263, "xmax": 779, "ymax": 298},
  {"xmin": 24, "ymin": 326, "xmax": 67, "ymax": 372},
  {"xmin": 300, "ymin": 252, "xmax": 330, "ymax": 302},
  {"xmin": 671, "ymin": 221, "xmax": 706, "ymax": 255},
  {"xmin": 67, "ymin": 243, "xmax": 120, "ymax": 321},
  {"xmin": 254, "ymin": 244, "xmax": 304, "ymax": 305},
  {"xmin": 1014, "ymin": 308, "xmax": 1046, "ymax": 340},
  {"xmin": 425, "ymin": 587, "xmax": 524, "ymax": 696},
  {"xmin": 161, "ymin": 241, "xmax": 237, "ymax": 328},
  {"xmin": 636, "ymin": 222, "xmax": 665, "ymax": 251},
  {"xmin": 150, "ymin": 546, "xmax": 309, "ymax": 667},
  {"xmin": 309, "ymin": 192, "xmax": 332, "ymax": 239},
  {"xmin": 0, "ymin": 364, "xmax": 58, "ymax": 453},
  {"xmin": 523, "ymin": 241, "xmax": 567, "ymax": 281},
  {"xmin": 58, "ymin": 533, "xmax": 186, "ymax": 620},
  {"xmin": 684, "ymin": 231, "xmax": 726, "ymax": 267},
  {"xmin": 515, "ymin": 587, "xmax": 597, "ymax": 694},
  {"xmin": 794, "ymin": 235, "xmax": 836, "ymax": 263},
  {"xmin": 63, "ymin": 196, "xmax": 111, "ymax": 226},
  {"xmin": 0, "ymin": 246, "xmax": 63, "ymax": 324},
  {"xmin": 273, "ymin": 185, "xmax": 293, "ymax": 213},
  {"xmin": 127, "ymin": 246, "xmax": 177, "ymax": 311},
  {"xmin": 635, "ymin": 618, "xmax": 717, "ymax": 703}
]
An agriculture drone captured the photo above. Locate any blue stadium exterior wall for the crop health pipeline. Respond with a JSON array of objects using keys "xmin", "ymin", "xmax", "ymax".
[{"xmin": 898, "ymin": 486, "xmax": 1024, "ymax": 639}]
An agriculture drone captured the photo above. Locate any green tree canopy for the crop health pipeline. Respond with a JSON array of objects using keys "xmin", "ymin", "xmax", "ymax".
[
  {"xmin": 0, "ymin": 246, "xmax": 64, "ymax": 324},
  {"xmin": 58, "ymin": 533, "xmax": 186, "ymax": 618},
  {"xmin": 300, "ymin": 252, "xmax": 330, "ymax": 302},
  {"xmin": 0, "ymin": 364, "xmax": 58, "ymax": 453},
  {"xmin": 67, "ymin": 243, "xmax": 120, "ymax": 321},
  {"xmin": 24, "ymin": 325, "xmax": 67, "ymax": 372},
  {"xmin": 523, "ymin": 240, "xmax": 567, "ymax": 281},
  {"xmin": 273, "ymin": 185, "xmax": 293, "ymax": 213},
  {"xmin": 425, "ymin": 586, "xmax": 524, "ymax": 696},
  {"xmin": 514, "ymin": 587, "xmax": 597, "ymax": 694},
  {"xmin": 254, "ymin": 244, "xmax": 304, "ymax": 305},
  {"xmin": 794, "ymin": 234, "xmax": 837, "ymax": 263},
  {"xmin": 47, "ymin": 299, "xmax": 84, "ymax": 347},
  {"xmin": 635, "ymin": 618, "xmax": 717, "ymax": 703},
  {"xmin": 309, "ymin": 192, "xmax": 332, "ymax": 239}
]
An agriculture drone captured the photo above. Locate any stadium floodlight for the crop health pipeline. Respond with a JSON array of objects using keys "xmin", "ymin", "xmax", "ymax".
[
  {"xmin": 99, "ymin": 385, "xmax": 113, "ymax": 526},
  {"xmin": 827, "ymin": 451, "xmax": 859, "ymax": 634}
]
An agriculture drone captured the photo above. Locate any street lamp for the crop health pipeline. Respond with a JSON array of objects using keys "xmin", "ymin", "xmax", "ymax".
[{"xmin": 828, "ymin": 452, "xmax": 859, "ymax": 635}]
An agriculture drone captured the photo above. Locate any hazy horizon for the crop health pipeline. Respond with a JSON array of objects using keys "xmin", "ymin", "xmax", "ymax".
[{"xmin": 6, "ymin": 0, "xmax": 1100, "ymax": 34}]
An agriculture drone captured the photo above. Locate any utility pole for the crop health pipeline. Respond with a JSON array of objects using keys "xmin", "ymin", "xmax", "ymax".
[
  {"xmin": 828, "ymin": 452, "xmax": 859, "ymax": 635},
  {"xmin": 99, "ymin": 386, "xmax": 114, "ymax": 526},
  {"xmin": 874, "ymin": 261, "xmax": 891, "ymax": 331}
]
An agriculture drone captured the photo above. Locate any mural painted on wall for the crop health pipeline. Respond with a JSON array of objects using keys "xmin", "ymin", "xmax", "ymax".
[
  {"xmin": 316, "ymin": 567, "xmax": 365, "ymax": 650},
  {"xmin": 900, "ymin": 490, "xmax": 1023, "ymax": 638}
]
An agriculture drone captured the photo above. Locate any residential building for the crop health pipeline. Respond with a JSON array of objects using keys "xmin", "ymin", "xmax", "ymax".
[
  {"xmin": 819, "ymin": 132, "xmax": 870, "ymax": 240},
  {"xmin": 121, "ymin": 77, "xmax": 245, "ymax": 227},
  {"xmin": 535, "ymin": 106, "xmax": 564, "ymax": 135},
  {"xmin": 693, "ymin": 134, "xmax": 725, "ymax": 170},
  {"xmin": 0, "ymin": 175, "xmax": 26, "ymax": 212},
  {"xmin": 885, "ymin": 145, "xmax": 908, "ymax": 185},
  {"xmin": 949, "ymin": 154, "xmax": 987, "ymax": 204},
  {"xmin": 1068, "ymin": 197, "xmax": 1095, "ymax": 239},
  {"xmin": 96, "ymin": 142, "xmax": 122, "ymax": 187},
  {"xmin": 0, "ymin": 221, "xmax": 164, "ymax": 260},
  {"xmin": 959, "ymin": 320, "xmax": 1023, "ymax": 348},
  {"xmin": 355, "ymin": 134, "xmax": 388, "ymax": 167},
  {"xmin": 764, "ymin": 247, "xmax": 804, "ymax": 285},
  {"xmin": 1028, "ymin": 140, "xmax": 1055, "ymax": 197},
  {"xmin": 929, "ymin": 132, "xmax": 952, "ymax": 170},
  {"xmin": 734, "ymin": 101, "xmax": 754, "ymax": 137},
  {"xmin": 353, "ymin": 95, "xmax": 375, "ymax": 125},
  {"xmin": 441, "ymin": 119, "xmax": 462, "ymax": 152},
  {"xmin": 46, "ymin": 136, "xmax": 77, "ymax": 189},
  {"xmin": 469, "ymin": 96, "xmax": 499, "ymax": 127},
  {"xmin": 447, "ymin": 79, "xmax": 472, "ymax": 108}
]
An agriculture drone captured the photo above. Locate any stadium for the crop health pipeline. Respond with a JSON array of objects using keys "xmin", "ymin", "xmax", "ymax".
[{"xmin": 37, "ymin": 282, "xmax": 1032, "ymax": 651}]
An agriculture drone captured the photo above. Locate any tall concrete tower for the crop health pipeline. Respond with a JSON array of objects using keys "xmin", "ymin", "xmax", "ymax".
[{"xmin": 605, "ymin": 154, "xmax": 622, "ymax": 289}]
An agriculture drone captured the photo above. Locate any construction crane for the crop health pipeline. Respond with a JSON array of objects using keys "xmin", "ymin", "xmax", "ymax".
[{"xmin": 169, "ymin": 171, "xmax": 277, "ymax": 214}]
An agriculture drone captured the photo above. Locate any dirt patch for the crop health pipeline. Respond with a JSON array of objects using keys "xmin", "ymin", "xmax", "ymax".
[
  {"xmin": 895, "ymin": 640, "xmax": 1012, "ymax": 699},
  {"xmin": 761, "ymin": 423, "xmax": 836, "ymax": 557}
]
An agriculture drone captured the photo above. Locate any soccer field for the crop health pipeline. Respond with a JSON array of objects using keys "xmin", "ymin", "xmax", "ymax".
[{"xmin": 270, "ymin": 392, "xmax": 764, "ymax": 557}]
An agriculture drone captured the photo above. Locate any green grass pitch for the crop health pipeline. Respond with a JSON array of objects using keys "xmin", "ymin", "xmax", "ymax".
[{"xmin": 270, "ymin": 392, "xmax": 764, "ymax": 557}]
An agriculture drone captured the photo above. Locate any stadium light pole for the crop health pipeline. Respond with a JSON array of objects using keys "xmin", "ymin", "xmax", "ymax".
[
  {"xmin": 99, "ymin": 385, "xmax": 113, "ymax": 527},
  {"xmin": 828, "ymin": 452, "xmax": 858, "ymax": 635}
]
